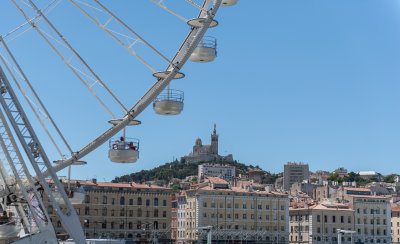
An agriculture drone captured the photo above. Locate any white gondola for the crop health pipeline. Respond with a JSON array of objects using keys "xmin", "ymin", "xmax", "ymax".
[
  {"xmin": 221, "ymin": 0, "xmax": 239, "ymax": 6},
  {"xmin": 108, "ymin": 137, "xmax": 139, "ymax": 163},
  {"xmin": 190, "ymin": 36, "xmax": 217, "ymax": 63},
  {"xmin": 153, "ymin": 89, "xmax": 184, "ymax": 115}
]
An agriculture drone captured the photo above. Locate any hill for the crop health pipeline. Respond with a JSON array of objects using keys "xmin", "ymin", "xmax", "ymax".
[{"xmin": 112, "ymin": 160, "xmax": 279, "ymax": 185}]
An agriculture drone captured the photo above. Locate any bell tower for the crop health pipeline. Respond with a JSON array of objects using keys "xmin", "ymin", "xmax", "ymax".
[{"xmin": 211, "ymin": 123, "xmax": 218, "ymax": 155}]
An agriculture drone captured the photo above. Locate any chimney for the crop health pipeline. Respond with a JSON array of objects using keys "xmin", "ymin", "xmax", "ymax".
[{"xmin": 92, "ymin": 178, "xmax": 97, "ymax": 184}]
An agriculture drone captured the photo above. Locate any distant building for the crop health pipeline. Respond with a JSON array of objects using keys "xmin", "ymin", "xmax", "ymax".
[
  {"xmin": 198, "ymin": 164, "xmax": 235, "ymax": 183},
  {"xmin": 283, "ymin": 162, "xmax": 310, "ymax": 191},
  {"xmin": 333, "ymin": 167, "xmax": 348, "ymax": 176},
  {"xmin": 357, "ymin": 171, "xmax": 379, "ymax": 180},
  {"xmin": 181, "ymin": 124, "xmax": 233, "ymax": 163}
]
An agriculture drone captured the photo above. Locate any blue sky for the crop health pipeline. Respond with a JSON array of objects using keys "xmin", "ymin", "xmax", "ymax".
[{"xmin": 0, "ymin": 0, "xmax": 400, "ymax": 181}]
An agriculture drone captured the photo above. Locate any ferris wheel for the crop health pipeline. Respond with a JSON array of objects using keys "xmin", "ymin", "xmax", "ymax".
[{"xmin": 0, "ymin": 0, "xmax": 237, "ymax": 243}]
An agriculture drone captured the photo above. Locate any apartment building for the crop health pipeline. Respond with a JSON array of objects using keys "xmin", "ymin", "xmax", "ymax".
[
  {"xmin": 391, "ymin": 203, "xmax": 400, "ymax": 243},
  {"xmin": 289, "ymin": 202, "xmax": 354, "ymax": 244},
  {"xmin": 184, "ymin": 177, "xmax": 289, "ymax": 243},
  {"xmin": 284, "ymin": 162, "xmax": 309, "ymax": 191},
  {"xmin": 198, "ymin": 164, "xmax": 236, "ymax": 183},
  {"xmin": 44, "ymin": 180, "xmax": 172, "ymax": 243},
  {"xmin": 176, "ymin": 192, "xmax": 186, "ymax": 244},
  {"xmin": 346, "ymin": 195, "xmax": 391, "ymax": 244}
]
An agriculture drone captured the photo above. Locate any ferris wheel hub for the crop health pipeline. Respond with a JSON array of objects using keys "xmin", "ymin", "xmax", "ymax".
[
  {"xmin": 153, "ymin": 71, "xmax": 185, "ymax": 80},
  {"xmin": 187, "ymin": 18, "xmax": 219, "ymax": 28}
]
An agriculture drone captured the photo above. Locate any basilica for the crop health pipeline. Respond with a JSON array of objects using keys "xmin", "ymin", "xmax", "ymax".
[{"xmin": 181, "ymin": 124, "xmax": 233, "ymax": 163}]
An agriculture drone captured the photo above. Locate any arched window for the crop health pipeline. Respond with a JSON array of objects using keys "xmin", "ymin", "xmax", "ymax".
[
  {"xmin": 120, "ymin": 196, "xmax": 125, "ymax": 205},
  {"xmin": 154, "ymin": 198, "xmax": 159, "ymax": 206},
  {"xmin": 138, "ymin": 197, "xmax": 142, "ymax": 205}
]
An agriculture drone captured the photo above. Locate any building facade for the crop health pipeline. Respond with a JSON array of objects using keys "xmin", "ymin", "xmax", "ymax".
[
  {"xmin": 184, "ymin": 178, "xmax": 289, "ymax": 243},
  {"xmin": 290, "ymin": 202, "xmax": 354, "ymax": 244},
  {"xmin": 284, "ymin": 163, "xmax": 310, "ymax": 191},
  {"xmin": 198, "ymin": 164, "xmax": 236, "ymax": 183},
  {"xmin": 44, "ymin": 180, "xmax": 172, "ymax": 243},
  {"xmin": 347, "ymin": 195, "xmax": 391, "ymax": 244},
  {"xmin": 391, "ymin": 203, "xmax": 400, "ymax": 243}
]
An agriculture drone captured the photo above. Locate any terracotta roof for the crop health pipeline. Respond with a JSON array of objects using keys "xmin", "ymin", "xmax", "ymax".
[
  {"xmin": 206, "ymin": 177, "xmax": 229, "ymax": 185},
  {"xmin": 392, "ymin": 204, "xmax": 400, "ymax": 212},
  {"xmin": 97, "ymin": 182, "xmax": 132, "ymax": 188}
]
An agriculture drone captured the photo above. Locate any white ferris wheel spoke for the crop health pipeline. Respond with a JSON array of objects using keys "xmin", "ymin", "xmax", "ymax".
[
  {"xmin": 0, "ymin": 39, "xmax": 73, "ymax": 158},
  {"xmin": 149, "ymin": 0, "xmax": 188, "ymax": 22},
  {"xmin": 10, "ymin": 0, "xmax": 129, "ymax": 118},
  {"xmin": 69, "ymin": 0, "xmax": 173, "ymax": 72}
]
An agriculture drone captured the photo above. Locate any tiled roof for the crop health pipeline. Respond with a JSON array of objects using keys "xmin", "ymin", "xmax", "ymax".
[
  {"xmin": 348, "ymin": 194, "xmax": 390, "ymax": 199},
  {"xmin": 206, "ymin": 177, "xmax": 229, "ymax": 185}
]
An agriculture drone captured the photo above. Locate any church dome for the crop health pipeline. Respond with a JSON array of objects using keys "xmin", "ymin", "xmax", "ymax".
[{"xmin": 195, "ymin": 138, "xmax": 202, "ymax": 146}]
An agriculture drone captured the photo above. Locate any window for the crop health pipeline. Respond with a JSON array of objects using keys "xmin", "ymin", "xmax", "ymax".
[
  {"xmin": 243, "ymin": 203, "xmax": 247, "ymax": 209},
  {"xmin": 324, "ymin": 215, "xmax": 327, "ymax": 223},
  {"xmin": 251, "ymin": 204, "xmax": 254, "ymax": 209},
  {"xmin": 111, "ymin": 210, "xmax": 115, "ymax": 216},
  {"xmin": 137, "ymin": 208, "xmax": 142, "ymax": 217},
  {"xmin": 220, "ymin": 203, "xmax": 223, "ymax": 208},
  {"xmin": 348, "ymin": 216, "xmax": 351, "ymax": 223},
  {"xmin": 163, "ymin": 200, "xmax": 167, "ymax": 206},
  {"xmin": 341, "ymin": 216, "xmax": 344, "ymax": 223},
  {"xmin": 119, "ymin": 221, "xmax": 124, "ymax": 229},
  {"xmin": 317, "ymin": 215, "xmax": 321, "ymax": 222},
  {"xmin": 102, "ymin": 221, "xmax": 107, "ymax": 229},
  {"xmin": 129, "ymin": 199, "xmax": 133, "ymax": 205},
  {"xmin": 258, "ymin": 204, "xmax": 262, "ymax": 210},
  {"xmin": 273, "ymin": 203, "xmax": 277, "ymax": 210},
  {"xmin": 266, "ymin": 205, "xmax": 270, "ymax": 210},
  {"xmin": 85, "ymin": 195, "xmax": 90, "ymax": 204},
  {"xmin": 163, "ymin": 211, "xmax": 167, "ymax": 218},
  {"xmin": 111, "ymin": 222, "xmax": 115, "ymax": 229},
  {"xmin": 227, "ymin": 202, "xmax": 231, "ymax": 208},
  {"xmin": 211, "ymin": 202, "xmax": 215, "ymax": 208},
  {"xmin": 120, "ymin": 208, "xmax": 125, "ymax": 216},
  {"xmin": 129, "ymin": 210, "xmax": 133, "ymax": 217},
  {"xmin": 227, "ymin": 213, "xmax": 231, "ymax": 219},
  {"xmin": 102, "ymin": 196, "xmax": 107, "ymax": 204},
  {"xmin": 138, "ymin": 197, "xmax": 142, "ymax": 205},
  {"xmin": 281, "ymin": 205, "xmax": 285, "ymax": 210},
  {"xmin": 111, "ymin": 198, "xmax": 115, "ymax": 205},
  {"xmin": 85, "ymin": 206, "xmax": 89, "ymax": 215},
  {"xmin": 243, "ymin": 214, "xmax": 247, "ymax": 219},
  {"xmin": 266, "ymin": 215, "xmax": 269, "ymax": 220},
  {"xmin": 146, "ymin": 199, "xmax": 150, "ymax": 206},
  {"xmin": 154, "ymin": 198, "xmax": 159, "ymax": 206},
  {"xmin": 128, "ymin": 222, "xmax": 133, "ymax": 229},
  {"xmin": 332, "ymin": 216, "xmax": 336, "ymax": 223},
  {"xmin": 251, "ymin": 214, "xmax": 254, "ymax": 219},
  {"xmin": 203, "ymin": 202, "xmax": 207, "ymax": 207},
  {"xmin": 120, "ymin": 197, "xmax": 125, "ymax": 205},
  {"xmin": 281, "ymin": 215, "xmax": 284, "ymax": 220},
  {"xmin": 235, "ymin": 203, "xmax": 239, "ymax": 209},
  {"xmin": 102, "ymin": 207, "xmax": 107, "ymax": 216},
  {"xmin": 154, "ymin": 210, "xmax": 159, "ymax": 217}
]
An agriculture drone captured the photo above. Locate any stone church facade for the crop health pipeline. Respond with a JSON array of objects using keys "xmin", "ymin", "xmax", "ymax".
[{"xmin": 181, "ymin": 124, "xmax": 233, "ymax": 163}]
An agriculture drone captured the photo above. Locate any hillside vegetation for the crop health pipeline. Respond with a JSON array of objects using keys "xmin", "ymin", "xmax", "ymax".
[{"xmin": 112, "ymin": 160, "xmax": 278, "ymax": 184}]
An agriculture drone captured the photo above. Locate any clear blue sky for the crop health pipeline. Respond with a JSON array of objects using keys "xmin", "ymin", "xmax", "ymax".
[{"xmin": 1, "ymin": 1, "xmax": 400, "ymax": 181}]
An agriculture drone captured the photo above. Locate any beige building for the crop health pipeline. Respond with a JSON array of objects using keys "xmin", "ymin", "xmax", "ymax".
[
  {"xmin": 347, "ymin": 195, "xmax": 391, "ymax": 244},
  {"xmin": 391, "ymin": 203, "xmax": 400, "ymax": 243},
  {"xmin": 290, "ymin": 202, "xmax": 354, "ymax": 244},
  {"xmin": 184, "ymin": 177, "xmax": 289, "ymax": 243},
  {"xmin": 44, "ymin": 180, "xmax": 172, "ymax": 243}
]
